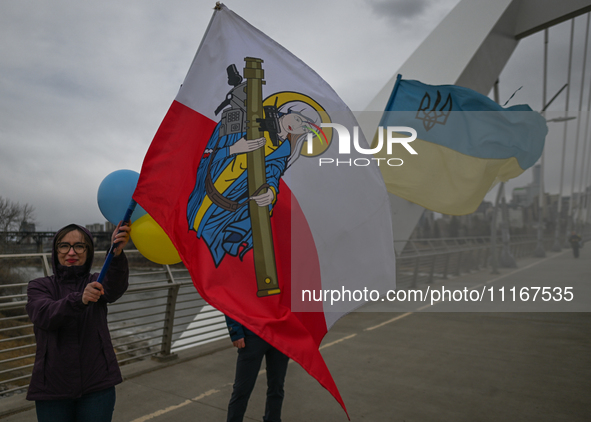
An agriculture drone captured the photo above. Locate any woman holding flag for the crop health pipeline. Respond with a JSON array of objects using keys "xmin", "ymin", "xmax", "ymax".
[{"xmin": 26, "ymin": 223, "xmax": 130, "ymax": 422}]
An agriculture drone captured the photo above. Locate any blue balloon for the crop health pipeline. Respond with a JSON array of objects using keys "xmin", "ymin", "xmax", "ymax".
[{"xmin": 97, "ymin": 170, "xmax": 148, "ymax": 224}]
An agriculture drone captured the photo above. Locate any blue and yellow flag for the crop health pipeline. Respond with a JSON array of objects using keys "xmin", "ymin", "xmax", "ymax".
[{"xmin": 376, "ymin": 75, "xmax": 547, "ymax": 215}]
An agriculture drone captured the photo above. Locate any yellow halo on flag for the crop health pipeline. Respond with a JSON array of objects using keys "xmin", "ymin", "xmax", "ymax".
[{"xmin": 263, "ymin": 92, "xmax": 332, "ymax": 157}]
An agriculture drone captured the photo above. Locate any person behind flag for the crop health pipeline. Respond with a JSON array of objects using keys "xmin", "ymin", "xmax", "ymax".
[
  {"xmin": 569, "ymin": 231, "xmax": 583, "ymax": 258},
  {"xmin": 26, "ymin": 223, "xmax": 130, "ymax": 422},
  {"xmin": 225, "ymin": 316, "xmax": 289, "ymax": 422}
]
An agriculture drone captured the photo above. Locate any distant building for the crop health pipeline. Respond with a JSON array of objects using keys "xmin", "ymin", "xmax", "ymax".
[
  {"xmin": 105, "ymin": 221, "xmax": 116, "ymax": 232},
  {"xmin": 19, "ymin": 221, "xmax": 36, "ymax": 232},
  {"xmin": 511, "ymin": 164, "xmax": 540, "ymax": 207},
  {"xmin": 86, "ymin": 223, "xmax": 104, "ymax": 232},
  {"xmin": 17, "ymin": 221, "xmax": 37, "ymax": 245},
  {"xmin": 507, "ymin": 208, "xmax": 524, "ymax": 229},
  {"xmin": 511, "ymin": 187, "xmax": 529, "ymax": 207}
]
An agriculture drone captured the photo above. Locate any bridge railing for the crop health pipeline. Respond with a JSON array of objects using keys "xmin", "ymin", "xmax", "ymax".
[
  {"xmin": 0, "ymin": 234, "xmax": 573, "ymax": 396},
  {"xmin": 0, "ymin": 250, "xmax": 227, "ymax": 397},
  {"xmin": 393, "ymin": 235, "xmax": 554, "ymax": 289}
]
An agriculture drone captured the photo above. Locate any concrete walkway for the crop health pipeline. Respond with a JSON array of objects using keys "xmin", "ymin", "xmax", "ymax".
[{"xmin": 1, "ymin": 247, "xmax": 590, "ymax": 421}]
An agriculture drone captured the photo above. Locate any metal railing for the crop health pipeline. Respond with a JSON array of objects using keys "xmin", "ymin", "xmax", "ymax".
[
  {"xmin": 0, "ymin": 234, "xmax": 567, "ymax": 396},
  {"xmin": 393, "ymin": 235, "xmax": 555, "ymax": 288},
  {"xmin": 0, "ymin": 250, "xmax": 227, "ymax": 397}
]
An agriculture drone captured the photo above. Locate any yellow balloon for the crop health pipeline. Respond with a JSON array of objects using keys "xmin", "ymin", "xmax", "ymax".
[{"xmin": 130, "ymin": 214, "xmax": 181, "ymax": 265}]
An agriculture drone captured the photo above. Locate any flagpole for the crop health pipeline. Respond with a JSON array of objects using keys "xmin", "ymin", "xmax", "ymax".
[{"xmin": 97, "ymin": 199, "xmax": 136, "ymax": 284}]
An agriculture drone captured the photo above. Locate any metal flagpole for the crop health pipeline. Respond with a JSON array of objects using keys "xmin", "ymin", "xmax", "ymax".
[{"xmin": 97, "ymin": 199, "xmax": 137, "ymax": 284}]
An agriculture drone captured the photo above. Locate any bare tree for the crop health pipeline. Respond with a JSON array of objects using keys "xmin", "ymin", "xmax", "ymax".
[
  {"xmin": 0, "ymin": 197, "xmax": 34, "ymax": 294},
  {"xmin": 20, "ymin": 203, "xmax": 36, "ymax": 228},
  {"xmin": 0, "ymin": 196, "xmax": 36, "ymax": 233}
]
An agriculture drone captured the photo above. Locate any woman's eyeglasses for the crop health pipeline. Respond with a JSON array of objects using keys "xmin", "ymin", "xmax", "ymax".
[{"xmin": 57, "ymin": 243, "xmax": 88, "ymax": 254}]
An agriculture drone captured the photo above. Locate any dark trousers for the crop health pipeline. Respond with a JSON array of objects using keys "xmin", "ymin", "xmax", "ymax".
[
  {"xmin": 227, "ymin": 334, "xmax": 289, "ymax": 422},
  {"xmin": 35, "ymin": 386, "xmax": 116, "ymax": 422}
]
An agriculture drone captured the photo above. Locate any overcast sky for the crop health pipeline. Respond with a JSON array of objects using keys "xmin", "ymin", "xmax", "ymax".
[{"xmin": 1, "ymin": 0, "xmax": 590, "ymax": 231}]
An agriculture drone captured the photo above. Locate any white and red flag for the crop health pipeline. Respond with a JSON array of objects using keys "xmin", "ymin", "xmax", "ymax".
[{"xmin": 134, "ymin": 3, "xmax": 396, "ymax": 415}]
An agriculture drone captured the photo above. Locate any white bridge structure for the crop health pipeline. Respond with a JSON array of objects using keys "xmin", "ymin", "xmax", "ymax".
[
  {"xmin": 176, "ymin": 0, "xmax": 591, "ymax": 352},
  {"xmin": 366, "ymin": 0, "xmax": 591, "ymax": 246}
]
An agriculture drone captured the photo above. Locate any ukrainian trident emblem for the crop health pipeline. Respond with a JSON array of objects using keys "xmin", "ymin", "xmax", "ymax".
[{"xmin": 416, "ymin": 90, "xmax": 452, "ymax": 131}]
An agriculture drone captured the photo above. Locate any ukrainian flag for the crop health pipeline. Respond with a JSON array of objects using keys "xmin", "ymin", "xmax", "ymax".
[{"xmin": 375, "ymin": 75, "xmax": 547, "ymax": 215}]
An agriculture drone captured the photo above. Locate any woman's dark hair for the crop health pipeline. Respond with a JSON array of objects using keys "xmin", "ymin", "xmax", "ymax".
[{"xmin": 55, "ymin": 224, "xmax": 94, "ymax": 257}]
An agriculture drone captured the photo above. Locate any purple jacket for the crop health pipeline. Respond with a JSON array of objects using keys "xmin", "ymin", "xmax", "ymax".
[{"xmin": 26, "ymin": 225, "xmax": 129, "ymax": 400}]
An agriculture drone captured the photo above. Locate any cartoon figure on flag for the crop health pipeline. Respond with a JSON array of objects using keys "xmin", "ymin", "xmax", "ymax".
[{"xmin": 186, "ymin": 60, "xmax": 331, "ymax": 278}]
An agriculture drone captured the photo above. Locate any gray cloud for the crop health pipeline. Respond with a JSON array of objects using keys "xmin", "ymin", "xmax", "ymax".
[
  {"xmin": 1, "ymin": 0, "xmax": 586, "ymax": 230},
  {"xmin": 367, "ymin": 0, "xmax": 432, "ymax": 21}
]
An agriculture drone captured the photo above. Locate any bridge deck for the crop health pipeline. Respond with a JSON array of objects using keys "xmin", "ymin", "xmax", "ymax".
[{"xmin": 1, "ymin": 247, "xmax": 589, "ymax": 421}]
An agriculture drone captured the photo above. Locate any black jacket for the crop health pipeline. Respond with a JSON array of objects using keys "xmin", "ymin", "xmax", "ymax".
[{"xmin": 26, "ymin": 225, "xmax": 129, "ymax": 400}]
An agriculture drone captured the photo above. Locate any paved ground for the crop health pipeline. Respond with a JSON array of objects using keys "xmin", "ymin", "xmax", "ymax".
[{"xmin": 1, "ymin": 247, "xmax": 590, "ymax": 421}]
